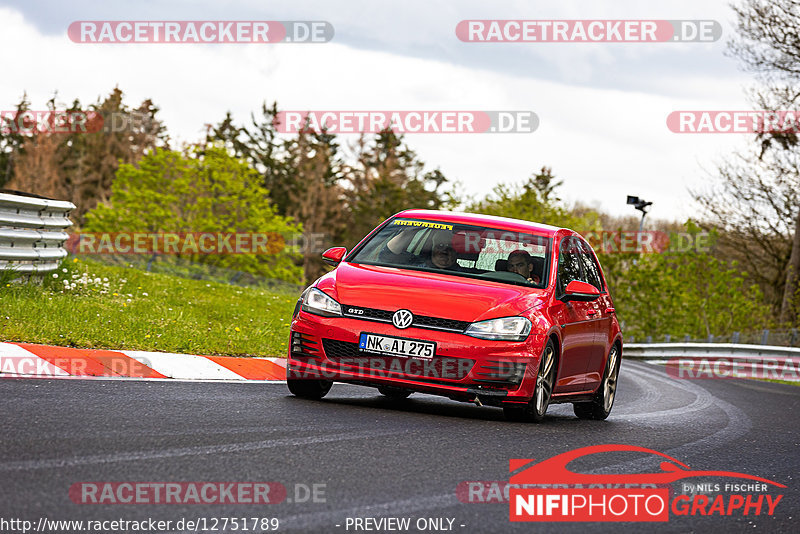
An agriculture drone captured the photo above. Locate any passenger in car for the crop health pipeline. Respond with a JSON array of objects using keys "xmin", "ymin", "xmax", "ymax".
[{"xmin": 507, "ymin": 249, "xmax": 541, "ymax": 284}]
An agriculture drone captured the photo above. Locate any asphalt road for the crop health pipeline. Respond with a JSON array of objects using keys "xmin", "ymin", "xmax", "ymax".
[{"xmin": 0, "ymin": 360, "xmax": 797, "ymax": 533}]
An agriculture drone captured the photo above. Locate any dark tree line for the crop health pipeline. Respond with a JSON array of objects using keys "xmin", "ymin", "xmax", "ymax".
[
  {"xmin": 0, "ymin": 88, "xmax": 167, "ymax": 221},
  {"xmin": 203, "ymin": 105, "xmax": 457, "ymax": 280}
]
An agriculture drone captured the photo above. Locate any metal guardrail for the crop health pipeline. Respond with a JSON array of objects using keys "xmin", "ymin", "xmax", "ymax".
[
  {"xmin": 624, "ymin": 343, "xmax": 800, "ymax": 381},
  {"xmin": 624, "ymin": 342, "xmax": 800, "ymax": 360},
  {"xmin": 627, "ymin": 329, "xmax": 798, "ymax": 347},
  {"xmin": 0, "ymin": 191, "xmax": 75, "ymax": 274}
]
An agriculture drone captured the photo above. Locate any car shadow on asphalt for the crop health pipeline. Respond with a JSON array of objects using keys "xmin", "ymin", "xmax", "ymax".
[{"xmin": 285, "ymin": 390, "xmax": 601, "ymax": 426}]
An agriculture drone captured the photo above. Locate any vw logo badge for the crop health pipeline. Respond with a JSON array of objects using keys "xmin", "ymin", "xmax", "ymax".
[{"xmin": 392, "ymin": 309, "xmax": 413, "ymax": 329}]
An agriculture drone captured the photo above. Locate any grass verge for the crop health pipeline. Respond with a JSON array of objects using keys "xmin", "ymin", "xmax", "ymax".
[{"xmin": 0, "ymin": 258, "xmax": 300, "ymax": 357}]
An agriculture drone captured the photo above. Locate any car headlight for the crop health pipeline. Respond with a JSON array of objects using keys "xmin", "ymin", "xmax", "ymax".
[
  {"xmin": 465, "ymin": 316, "xmax": 532, "ymax": 341},
  {"xmin": 301, "ymin": 288, "xmax": 342, "ymax": 317}
]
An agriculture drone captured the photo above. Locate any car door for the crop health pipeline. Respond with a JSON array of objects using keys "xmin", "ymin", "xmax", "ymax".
[
  {"xmin": 549, "ymin": 236, "xmax": 598, "ymax": 394},
  {"xmin": 577, "ymin": 240, "xmax": 610, "ymax": 391}
]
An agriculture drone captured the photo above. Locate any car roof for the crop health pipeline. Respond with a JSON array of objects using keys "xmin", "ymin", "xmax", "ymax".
[{"xmin": 395, "ymin": 209, "xmax": 564, "ymax": 236}]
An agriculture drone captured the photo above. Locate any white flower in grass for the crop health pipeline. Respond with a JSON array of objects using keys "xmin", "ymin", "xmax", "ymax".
[
  {"xmin": 142, "ymin": 292, "xmax": 149, "ymax": 296},
  {"xmin": 62, "ymin": 268, "xmax": 67, "ymax": 273}
]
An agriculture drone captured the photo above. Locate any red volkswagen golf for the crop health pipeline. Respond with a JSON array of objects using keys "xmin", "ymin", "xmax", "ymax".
[{"xmin": 287, "ymin": 210, "xmax": 622, "ymax": 422}]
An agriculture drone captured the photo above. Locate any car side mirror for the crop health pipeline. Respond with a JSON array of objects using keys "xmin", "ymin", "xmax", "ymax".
[
  {"xmin": 561, "ymin": 280, "xmax": 600, "ymax": 302},
  {"xmin": 322, "ymin": 246, "xmax": 347, "ymax": 266}
]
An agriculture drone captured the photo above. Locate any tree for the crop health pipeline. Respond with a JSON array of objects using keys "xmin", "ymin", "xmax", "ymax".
[
  {"xmin": 282, "ymin": 128, "xmax": 346, "ymax": 281},
  {"xmin": 206, "ymin": 105, "xmax": 345, "ymax": 281},
  {"xmin": 0, "ymin": 93, "xmax": 30, "ymax": 188},
  {"xmin": 83, "ymin": 147, "xmax": 304, "ymax": 283},
  {"xmin": 466, "ymin": 167, "xmax": 771, "ymax": 336},
  {"xmin": 613, "ymin": 222, "xmax": 770, "ymax": 340},
  {"xmin": 206, "ymin": 102, "xmax": 293, "ymax": 215},
  {"xmin": 5, "ymin": 88, "xmax": 167, "ymax": 221},
  {"xmin": 694, "ymin": 149, "xmax": 798, "ymax": 318},
  {"xmin": 468, "ymin": 166, "xmax": 601, "ymax": 235},
  {"xmin": 696, "ymin": 0, "xmax": 800, "ymax": 325},
  {"xmin": 206, "ymin": 109, "xmax": 459, "ymax": 282},
  {"xmin": 342, "ymin": 129, "xmax": 458, "ymax": 246}
]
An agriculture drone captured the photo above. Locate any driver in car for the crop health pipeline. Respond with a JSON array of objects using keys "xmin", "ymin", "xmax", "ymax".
[
  {"xmin": 427, "ymin": 230, "xmax": 461, "ymax": 271},
  {"xmin": 381, "ymin": 228, "xmax": 461, "ymax": 271}
]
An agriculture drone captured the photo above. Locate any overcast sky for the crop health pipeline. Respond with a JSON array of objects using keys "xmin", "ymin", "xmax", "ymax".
[{"xmin": 1, "ymin": 1, "xmax": 759, "ymax": 221}]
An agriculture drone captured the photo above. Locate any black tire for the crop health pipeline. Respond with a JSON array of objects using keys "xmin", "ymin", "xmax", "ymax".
[
  {"xmin": 574, "ymin": 344, "xmax": 620, "ymax": 420},
  {"xmin": 287, "ymin": 378, "xmax": 332, "ymax": 399},
  {"xmin": 377, "ymin": 386, "xmax": 412, "ymax": 399},
  {"xmin": 503, "ymin": 339, "xmax": 557, "ymax": 423}
]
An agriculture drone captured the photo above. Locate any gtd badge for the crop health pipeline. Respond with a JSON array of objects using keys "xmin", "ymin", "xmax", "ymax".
[{"xmin": 392, "ymin": 309, "xmax": 413, "ymax": 329}]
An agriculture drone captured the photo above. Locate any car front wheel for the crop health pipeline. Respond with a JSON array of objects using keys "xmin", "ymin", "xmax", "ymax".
[
  {"xmin": 287, "ymin": 379, "xmax": 333, "ymax": 399},
  {"xmin": 574, "ymin": 344, "xmax": 620, "ymax": 420}
]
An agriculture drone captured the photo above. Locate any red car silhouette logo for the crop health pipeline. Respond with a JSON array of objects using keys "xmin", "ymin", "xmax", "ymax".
[{"xmin": 510, "ymin": 444, "xmax": 786, "ymax": 487}]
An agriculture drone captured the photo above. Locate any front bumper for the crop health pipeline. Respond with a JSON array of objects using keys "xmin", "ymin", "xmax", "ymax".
[{"xmin": 288, "ymin": 310, "xmax": 546, "ymax": 405}]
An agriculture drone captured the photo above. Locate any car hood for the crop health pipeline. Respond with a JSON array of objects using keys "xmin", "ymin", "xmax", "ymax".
[{"xmin": 316, "ymin": 262, "xmax": 547, "ymax": 322}]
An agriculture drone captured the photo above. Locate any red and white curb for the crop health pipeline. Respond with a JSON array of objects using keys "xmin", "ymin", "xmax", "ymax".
[{"xmin": 0, "ymin": 342, "xmax": 287, "ymax": 382}]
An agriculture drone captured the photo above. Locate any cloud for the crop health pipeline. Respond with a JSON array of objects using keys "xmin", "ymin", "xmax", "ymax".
[{"xmin": 0, "ymin": 4, "xmax": 754, "ymax": 220}]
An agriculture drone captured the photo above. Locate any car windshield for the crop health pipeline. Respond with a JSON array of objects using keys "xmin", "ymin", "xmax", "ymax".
[{"xmin": 348, "ymin": 217, "xmax": 552, "ymax": 287}]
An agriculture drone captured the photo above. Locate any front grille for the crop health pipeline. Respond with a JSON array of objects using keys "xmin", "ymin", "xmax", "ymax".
[
  {"xmin": 321, "ymin": 338, "xmax": 474, "ymax": 380},
  {"xmin": 342, "ymin": 305, "xmax": 470, "ymax": 333},
  {"xmin": 344, "ymin": 306, "xmax": 394, "ymax": 322},
  {"xmin": 414, "ymin": 315, "xmax": 470, "ymax": 331}
]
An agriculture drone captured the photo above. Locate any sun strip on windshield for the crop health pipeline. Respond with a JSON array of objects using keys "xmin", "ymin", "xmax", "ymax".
[{"xmin": 392, "ymin": 219, "xmax": 454, "ymax": 231}]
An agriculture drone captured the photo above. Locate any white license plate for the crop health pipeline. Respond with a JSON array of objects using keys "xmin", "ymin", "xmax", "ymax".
[{"xmin": 359, "ymin": 333, "xmax": 435, "ymax": 359}]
